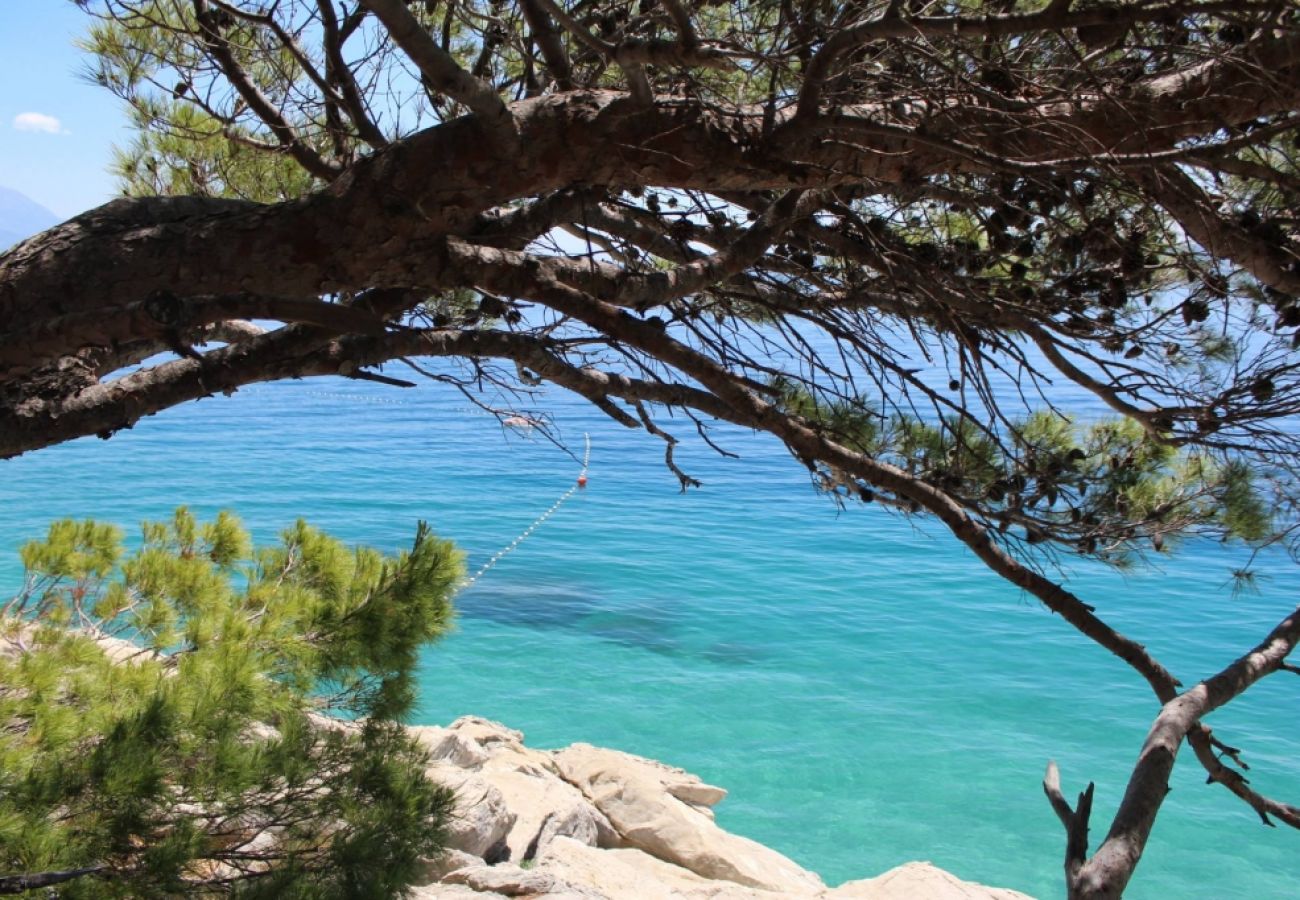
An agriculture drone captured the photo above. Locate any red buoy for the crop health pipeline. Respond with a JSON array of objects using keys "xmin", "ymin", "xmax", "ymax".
[{"xmin": 577, "ymin": 475, "xmax": 588, "ymax": 487}]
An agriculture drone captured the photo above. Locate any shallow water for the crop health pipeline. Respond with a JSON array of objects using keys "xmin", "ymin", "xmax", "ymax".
[{"xmin": 2, "ymin": 376, "xmax": 1297, "ymax": 898}]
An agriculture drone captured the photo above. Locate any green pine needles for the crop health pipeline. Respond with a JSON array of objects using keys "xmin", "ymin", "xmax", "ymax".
[
  {"xmin": 772, "ymin": 378, "xmax": 1272, "ymax": 563},
  {"xmin": 0, "ymin": 508, "xmax": 464, "ymax": 897}
]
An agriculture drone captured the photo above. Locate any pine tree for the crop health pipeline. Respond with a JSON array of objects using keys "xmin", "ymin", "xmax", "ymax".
[
  {"xmin": 6, "ymin": 3, "xmax": 1300, "ymax": 895},
  {"xmin": 0, "ymin": 508, "xmax": 463, "ymax": 897}
]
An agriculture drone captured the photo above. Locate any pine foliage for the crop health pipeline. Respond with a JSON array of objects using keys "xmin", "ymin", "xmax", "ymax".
[
  {"xmin": 773, "ymin": 379, "xmax": 1271, "ymax": 561},
  {"xmin": 0, "ymin": 509, "xmax": 463, "ymax": 897}
]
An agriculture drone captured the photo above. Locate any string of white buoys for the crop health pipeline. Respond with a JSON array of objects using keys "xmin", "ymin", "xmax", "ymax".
[
  {"xmin": 240, "ymin": 387, "xmax": 458, "ymax": 408},
  {"xmin": 278, "ymin": 390, "xmax": 409, "ymax": 405},
  {"xmin": 237, "ymin": 387, "xmax": 587, "ymax": 589},
  {"xmin": 459, "ymin": 432, "xmax": 591, "ymax": 591}
]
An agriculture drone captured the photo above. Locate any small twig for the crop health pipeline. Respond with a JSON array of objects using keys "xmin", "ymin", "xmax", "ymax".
[{"xmin": 633, "ymin": 399, "xmax": 701, "ymax": 490}]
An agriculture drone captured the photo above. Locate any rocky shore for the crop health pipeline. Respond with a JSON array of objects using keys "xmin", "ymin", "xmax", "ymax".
[
  {"xmin": 4, "ymin": 623, "xmax": 1034, "ymax": 898},
  {"xmin": 406, "ymin": 716, "xmax": 1034, "ymax": 900}
]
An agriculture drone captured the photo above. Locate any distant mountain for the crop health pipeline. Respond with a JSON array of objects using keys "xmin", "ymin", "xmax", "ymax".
[{"xmin": 0, "ymin": 186, "xmax": 61, "ymax": 251}]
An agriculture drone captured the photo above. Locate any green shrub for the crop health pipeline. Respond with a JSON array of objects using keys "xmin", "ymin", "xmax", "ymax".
[{"xmin": 0, "ymin": 509, "xmax": 462, "ymax": 897}]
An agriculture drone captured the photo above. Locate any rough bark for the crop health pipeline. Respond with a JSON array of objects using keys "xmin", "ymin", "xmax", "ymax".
[
  {"xmin": 6, "ymin": 4, "xmax": 1300, "ymax": 894},
  {"xmin": 1049, "ymin": 603, "xmax": 1300, "ymax": 898}
]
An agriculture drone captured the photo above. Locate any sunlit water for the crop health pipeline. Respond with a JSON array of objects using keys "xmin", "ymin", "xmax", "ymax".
[{"xmin": 2, "ymin": 375, "xmax": 1297, "ymax": 898}]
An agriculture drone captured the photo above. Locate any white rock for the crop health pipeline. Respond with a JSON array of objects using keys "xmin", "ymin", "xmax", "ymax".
[
  {"xmin": 26, "ymin": 626, "xmax": 1038, "ymax": 900},
  {"xmin": 667, "ymin": 781, "xmax": 728, "ymax": 808},
  {"xmin": 553, "ymin": 744, "xmax": 823, "ymax": 895},
  {"xmin": 431, "ymin": 717, "xmax": 617, "ymax": 862},
  {"xmin": 439, "ymin": 863, "xmax": 582, "ymax": 894},
  {"xmin": 415, "ymin": 848, "xmax": 483, "ymax": 885},
  {"xmin": 539, "ymin": 836, "xmax": 791, "ymax": 900},
  {"xmin": 306, "ymin": 710, "xmax": 360, "ymax": 735},
  {"xmin": 448, "ymin": 715, "xmax": 526, "ymax": 747},
  {"xmin": 827, "ymin": 862, "xmax": 1036, "ymax": 900},
  {"xmin": 414, "ymin": 725, "xmax": 492, "ymax": 769},
  {"xmin": 432, "ymin": 765, "xmax": 518, "ymax": 860},
  {"xmin": 92, "ymin": 632, "xmax": 155, "ymax": 665},
  {"xmin": 409, "ymin": 884, "xmax": 509, "ymax": 899},
  {"xmin": 475, "ymin": 761, "xmax": 618, "ymax": 861},
  {"xmin": 450, "ymin": 715, "xmax": 565, "ymax": 777},
  {"xmin": 528, "ymin": 801, "xmax": 619, "ymax": 859}
]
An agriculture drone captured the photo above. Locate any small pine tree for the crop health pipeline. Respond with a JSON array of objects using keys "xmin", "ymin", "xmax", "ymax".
[{"xmin": 0, "ymin": 509, "xmax": 463, "ymax": 897}]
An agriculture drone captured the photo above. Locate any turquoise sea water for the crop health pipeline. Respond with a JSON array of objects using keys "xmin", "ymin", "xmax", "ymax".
[{"xmin": 2, "ymin": 376, "xmax": 1298, "ymax": 898}]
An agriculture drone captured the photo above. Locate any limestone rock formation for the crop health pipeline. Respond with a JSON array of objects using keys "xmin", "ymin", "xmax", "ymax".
[
  {"xmin": 433, "ymin": 766, "xmax": 517, "ymax": 860},
  {"xmin": 553, "ymin": 742, "xmax": 822, "ymax": 893},
  {"xmin": 827, "ymin": 862, "xmax": 1035, "ymax": 900},
  {"xmin": 410, "ymin": 717, "xmax": 1036, "ymax": 900},
  {"xmin": 537, "ymin": 836, "xmax": 788, "ymax": 900}
]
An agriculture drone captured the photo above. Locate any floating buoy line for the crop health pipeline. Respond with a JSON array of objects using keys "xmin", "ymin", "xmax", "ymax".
[
  {"xmin": 238, "ymin": 387, "xmax": 589, "ymax": 590},
  {"xmin": 460, "ymin": 431, "xmax": 590, "ymax": 591},
  {"xmin": 240, "ymin": 386, "xmax": 485, "ymax": 411},
  {"xmin": 240, "ymin": 386, "xmax": 548, "ymax": 418}
]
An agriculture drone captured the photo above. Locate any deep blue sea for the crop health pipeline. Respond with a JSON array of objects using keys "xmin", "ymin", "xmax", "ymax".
[{"xmin": 2, "ymin": 373, "xmax": 1298, "ymax": 898}]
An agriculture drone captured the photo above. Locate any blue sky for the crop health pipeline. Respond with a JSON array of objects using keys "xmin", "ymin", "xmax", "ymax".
[{"xmin": 0, "ymin": 4, "xmax": 131, "ymax": 218}]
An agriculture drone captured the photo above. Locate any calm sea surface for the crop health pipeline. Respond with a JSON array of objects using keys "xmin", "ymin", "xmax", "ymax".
[{"xmin": 2, "ymin": 373, "xmax": 1297, "ymax": 898}]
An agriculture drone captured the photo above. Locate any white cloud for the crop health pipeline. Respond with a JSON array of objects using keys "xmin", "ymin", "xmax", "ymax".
[{"xmin": 12, "ymin": 112, "xmax": 67, "ymax": 135}]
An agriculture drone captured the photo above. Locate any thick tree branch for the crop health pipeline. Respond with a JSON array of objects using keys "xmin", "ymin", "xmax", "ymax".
[
  {"xmin": 519, "ymin": 0, "xmax": 575, "ymax": 90},
  {"xmin": 0, "ymin": 323, "xmax": 739, "ymax": 459},
  {"xmin": 358, "ymin": 0, "xmax": 514, "ymax": 135},
  {"xmin": 0, "ymin": 294, "xmax": 384, "ymax": 379},
  {"xmin": 1140, "ymin": 165, "xmax": 1300, "ymax": 298},
  {"xmin": 1065, "ymin": 602, "xmax": 1300, "ymax": 898},
  {"xmin": 9, "ymin": 44, "xmax": 1300, "ymax": 336}
]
